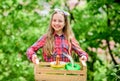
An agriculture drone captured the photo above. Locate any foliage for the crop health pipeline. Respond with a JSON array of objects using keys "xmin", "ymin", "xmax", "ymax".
[
  {"xmin": 106, "ymin": 65, "xmax": 120, "ymax": 81},
  {"xmin": 0, "ymin": 0, "xmax": 48, "ymax": 81},
  {"xmin": 0, "ymin": 0, "xmax": 120, "ymax": 81}
]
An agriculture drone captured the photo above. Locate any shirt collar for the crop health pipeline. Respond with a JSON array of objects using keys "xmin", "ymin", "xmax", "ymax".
[{"xmin": 53, "ymin": 32, "xmax": 65, "ymax": 37}]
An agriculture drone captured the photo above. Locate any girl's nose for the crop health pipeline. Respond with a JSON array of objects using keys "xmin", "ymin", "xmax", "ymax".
[{"xmin": 55, "ymin": 21, "xmax": 59, "ymax": 25}]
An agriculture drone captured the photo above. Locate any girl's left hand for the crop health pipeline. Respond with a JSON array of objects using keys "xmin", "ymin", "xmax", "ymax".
[{"xmin": 79, "ymin": 56, "xmax": 87, "ymax": 62}]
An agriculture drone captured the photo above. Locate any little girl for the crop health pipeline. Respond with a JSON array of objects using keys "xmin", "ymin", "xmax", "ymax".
[{"xmin": 26, "ymin": 9, "xmax": 88, "ymax": 64}]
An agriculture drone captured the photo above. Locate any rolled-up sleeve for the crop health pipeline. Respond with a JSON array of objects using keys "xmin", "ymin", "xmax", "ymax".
[
  {"xmin": 71, "ymin": 38, "xmax": 88, "ymax": 59},
  {"xmin": 26, "ymin": 35, "xmax": 46, "ymax": 61}
]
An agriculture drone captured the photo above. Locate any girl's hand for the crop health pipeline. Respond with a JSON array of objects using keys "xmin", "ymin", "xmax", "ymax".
[
  {"xmin": 79, "ymin": 56, "xmax": 87, "ymax": 62},
  {"xmin": 32, "ymin": 54, "xmax": 39, "ymax": 64}
]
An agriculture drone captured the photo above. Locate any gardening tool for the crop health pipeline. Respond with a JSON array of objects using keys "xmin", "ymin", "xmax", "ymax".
[
  {"xmin": 50, "ymin": 55, "xmax": 66, "ymax": 68},
  {"xmin": 63, "ymin": 53, "xmax": 81, "ymax": 70}
]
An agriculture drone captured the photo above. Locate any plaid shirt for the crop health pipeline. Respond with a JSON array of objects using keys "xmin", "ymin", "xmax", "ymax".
[{"xmin": 26, "ymin": 34, "xmax": 88, "ymax": 62}]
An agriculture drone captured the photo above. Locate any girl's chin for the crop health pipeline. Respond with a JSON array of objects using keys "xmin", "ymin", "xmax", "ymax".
[{"xmin": 54, "ymin": 29, "xmax": 61, "ymax": 31}]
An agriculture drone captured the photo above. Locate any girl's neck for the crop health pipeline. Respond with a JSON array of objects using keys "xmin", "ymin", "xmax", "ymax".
[{"xmin": 55, "ymin": 31, "xmax": 63, "ymax": 36}]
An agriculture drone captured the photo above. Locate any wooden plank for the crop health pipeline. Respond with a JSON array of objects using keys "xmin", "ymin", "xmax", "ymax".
[
  {"xmin": 34, "ymin": 62, "xmax": 86, "ymax": 75},
  {"xmin": 35, "ymin": 69, "xmax": 85, "ymax": 75},
  {"xmin": 35, "ymin": 74, "xmax": 86, "ymax": 81},
  {"xmin": 38, "ymin": 62, "xmax": 87, "ymax": 70}
]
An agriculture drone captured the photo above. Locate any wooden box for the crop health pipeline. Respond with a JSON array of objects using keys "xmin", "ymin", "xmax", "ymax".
[{"xmin": 34, "ymin": 61, "xmax": 87, "ymax": 81}]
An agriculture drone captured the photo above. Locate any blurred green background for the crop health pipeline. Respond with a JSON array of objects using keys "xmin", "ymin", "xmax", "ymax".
[{"xmin": 0, "ymin": 0, "xmax": 120, "ymax": 81}]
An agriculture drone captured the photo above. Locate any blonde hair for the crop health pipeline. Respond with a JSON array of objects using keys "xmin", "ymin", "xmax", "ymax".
[{"xmin": 43, "ymin": 10, "xmax": 75, "ymax": 56}]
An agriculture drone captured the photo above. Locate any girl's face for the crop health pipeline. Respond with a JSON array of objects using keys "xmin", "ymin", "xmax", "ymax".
[{"xmin": 51, "ymin": 13, "xmax": 65, "ymax": 33}]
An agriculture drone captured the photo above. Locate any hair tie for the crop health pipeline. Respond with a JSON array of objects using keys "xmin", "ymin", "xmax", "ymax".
[{"xmin": 54, "ymin": 8, "xmax": 70, "ymax": 16}]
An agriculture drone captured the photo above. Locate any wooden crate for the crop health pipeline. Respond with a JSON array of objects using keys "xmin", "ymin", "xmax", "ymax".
[{"xmin": 34, "ymin": 61, "xmax": 87, "ymax": 81}]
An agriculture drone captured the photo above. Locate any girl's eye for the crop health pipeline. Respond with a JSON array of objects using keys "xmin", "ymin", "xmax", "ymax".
[
  {"xmin": 53, "ymin": 19, "xmax": 56, "ymax": 22},
  {"xmin": 52, "ymin": 19, "xmax": 64, "ymax": 23},
  {"xmin": 59, "ymin": 20, "xmax": 63, "ymax": 22}
]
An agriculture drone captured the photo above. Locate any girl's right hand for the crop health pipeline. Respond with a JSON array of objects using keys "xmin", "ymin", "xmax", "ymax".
[{"xmin": 32, "ymin": 54, "xmax": 39, "ymax": 64}]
